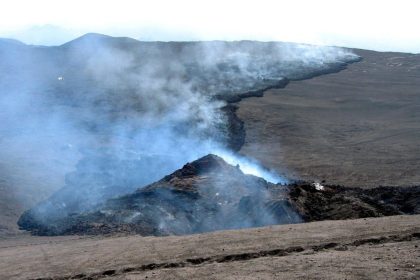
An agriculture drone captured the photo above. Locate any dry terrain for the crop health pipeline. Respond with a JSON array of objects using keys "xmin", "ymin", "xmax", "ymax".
[
  {"xmin": 238, "ymin": 49, "xmax": 420, "ymax": 187},
  {"xmin": 0, "ymin": 215, "xmax": 418, "ymax": 279}
]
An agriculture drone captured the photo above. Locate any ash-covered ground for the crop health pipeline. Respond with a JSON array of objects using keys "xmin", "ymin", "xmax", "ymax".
[{"xmin": 0, "ymin": 34, "xmax": 360, "ymax": 235}]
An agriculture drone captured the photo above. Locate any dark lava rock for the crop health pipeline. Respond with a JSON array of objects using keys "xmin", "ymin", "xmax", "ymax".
[
  {"xmin": 289, "ymin": 182, "xmax": 420, "ymax": 221},
  {"xmin": 18, "ymin": 154, "xmax": 300, "ymax": 236},
  {"xmin": 18, "ymin": 154, "xmax": 420, "ymax": 236},
  {"xmin": 15, "ymin": 148, "xmax": 188, "ymax": 236},
  {"xmin": 219, "ymin": 105, "xmax": 245, "ymax": 151}
]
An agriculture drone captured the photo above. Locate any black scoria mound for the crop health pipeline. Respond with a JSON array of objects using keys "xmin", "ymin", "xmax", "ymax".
[
  {"xmin": 18, "ymin": 154, "xmax": 301, "ymax": 236},
  {"xmin": 19, "ymin": 155, "xmax": 419, "ymax": 236}
]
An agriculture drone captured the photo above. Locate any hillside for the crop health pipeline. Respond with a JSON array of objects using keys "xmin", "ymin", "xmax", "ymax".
[
  {"xmin": 0, "ymin": 35, "xmax": 358, "ymax": 235},
  {"xmin": 238, "ymin": 49, "xmax": 420, "ymax": 187},
  {"xmin": 1, "ymin": 215, "xmax": 418, "ymax": 279}
]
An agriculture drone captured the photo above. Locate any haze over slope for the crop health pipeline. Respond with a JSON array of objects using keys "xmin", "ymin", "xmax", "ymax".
[
  {"xmin": 0, "ymin": 34, "xmax": 358, "ymax": 234},
  {"xmin": 19, "ymin": 154, "xmax": 302, "ymax": 236}
]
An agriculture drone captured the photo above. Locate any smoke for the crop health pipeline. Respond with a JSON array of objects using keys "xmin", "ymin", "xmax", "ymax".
[
  {"xmin": 150, "ymin": 155, "xmax": 297, "ymax": 235},
  {"xmin": 0, "ymin": 34, "xmax": 358, "ymax": 230},
  {"xmin": 213, "ymin": 149, "xmax": 287, "ymax": 184}
]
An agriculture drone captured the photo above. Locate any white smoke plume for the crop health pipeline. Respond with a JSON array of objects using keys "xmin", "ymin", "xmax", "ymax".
[{"xmin": 0, "ymin": 34, "xmax": 359, "ymax": 228}]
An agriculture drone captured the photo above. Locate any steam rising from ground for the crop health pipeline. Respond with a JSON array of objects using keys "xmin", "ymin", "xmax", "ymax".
[
  {"xmin": 214, "ymin": 150, "xmax": 287, "ymax": 184},
  {"xmin": 0, "ymin": 34, "xmax": 358, "ymax": 226}
]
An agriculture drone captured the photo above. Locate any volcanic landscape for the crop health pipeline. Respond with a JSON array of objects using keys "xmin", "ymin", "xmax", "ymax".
[{"xmin": 0, "ymin": 34, "xmax": 419, "ymax": 279}]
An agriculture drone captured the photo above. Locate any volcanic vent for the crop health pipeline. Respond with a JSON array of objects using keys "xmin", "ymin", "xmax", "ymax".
[
  {"xmin": 18, "ymin": 154, "xmax": 301, "ymax": 236},
  {"xmin": 18, "ymin": 154, "xmax": 420, "ymax": 236}
]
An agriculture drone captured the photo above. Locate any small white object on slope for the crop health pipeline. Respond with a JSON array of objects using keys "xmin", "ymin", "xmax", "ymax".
[{"xmin": 313, "ymin": 182, "xmax": 324, "ymax": 191}]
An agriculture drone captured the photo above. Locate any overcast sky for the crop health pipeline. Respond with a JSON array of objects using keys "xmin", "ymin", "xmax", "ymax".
[{"xmin": 0, "ymin": 0, "xmax": 419, "ymax": 52}]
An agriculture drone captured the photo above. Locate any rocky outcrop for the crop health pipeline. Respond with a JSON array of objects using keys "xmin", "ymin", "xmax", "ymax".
[{"xmin": 289, "ymin": 182, "xmax": 420, "ymax": 221}]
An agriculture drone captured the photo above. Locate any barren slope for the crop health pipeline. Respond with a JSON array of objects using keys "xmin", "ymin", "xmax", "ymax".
[
  {"xmin": 237, "ymin": 49, "xmax": 420, "ymax": 187},
  {"xmin": 0, "ymin": 215, "xmax": 418, "ymax": 279}
]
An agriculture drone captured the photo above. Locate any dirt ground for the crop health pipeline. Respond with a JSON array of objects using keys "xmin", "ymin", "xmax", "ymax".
[
  {"xmin": 237, "ymin": 49, "xmax": 420, "ymax": 187},
  {"xmin": 0, "ymin": 215, "xmax": 418, "ymax": 279},
  {"xmin": 119, "ymin": 240, "xmax": 419, "ymax": 280}
]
